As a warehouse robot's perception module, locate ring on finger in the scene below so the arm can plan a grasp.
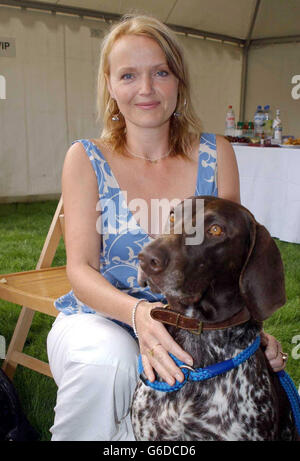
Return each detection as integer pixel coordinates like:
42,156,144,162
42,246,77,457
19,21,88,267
280,351,288,362
148,343,161,357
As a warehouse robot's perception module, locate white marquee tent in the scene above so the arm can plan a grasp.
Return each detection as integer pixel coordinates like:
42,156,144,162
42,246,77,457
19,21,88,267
0,0,299,202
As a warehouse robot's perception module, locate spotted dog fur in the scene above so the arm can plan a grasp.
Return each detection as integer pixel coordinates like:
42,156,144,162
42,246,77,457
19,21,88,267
132,323,294,441
131,196,296,441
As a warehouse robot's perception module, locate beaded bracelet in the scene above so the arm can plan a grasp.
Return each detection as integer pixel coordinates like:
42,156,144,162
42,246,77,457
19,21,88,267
132,298,147,339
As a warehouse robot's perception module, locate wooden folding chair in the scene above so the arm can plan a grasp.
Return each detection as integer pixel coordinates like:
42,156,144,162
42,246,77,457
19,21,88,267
0,196,71,379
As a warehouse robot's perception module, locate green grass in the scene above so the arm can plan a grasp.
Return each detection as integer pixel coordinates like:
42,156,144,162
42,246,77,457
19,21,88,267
0,200,299,440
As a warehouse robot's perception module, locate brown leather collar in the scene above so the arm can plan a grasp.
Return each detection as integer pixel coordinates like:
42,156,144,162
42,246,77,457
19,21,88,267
150,305,251,335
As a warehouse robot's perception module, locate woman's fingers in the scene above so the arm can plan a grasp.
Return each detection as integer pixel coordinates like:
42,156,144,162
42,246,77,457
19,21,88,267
141,349,184,386
261,332,287,372
141,354,156,382
152,321,194,366
141,330,193,385
147,344,185,385
168,337,194,367
136,301,194,384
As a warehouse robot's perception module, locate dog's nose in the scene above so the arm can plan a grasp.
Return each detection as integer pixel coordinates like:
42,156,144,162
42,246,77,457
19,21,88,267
138,247,169,274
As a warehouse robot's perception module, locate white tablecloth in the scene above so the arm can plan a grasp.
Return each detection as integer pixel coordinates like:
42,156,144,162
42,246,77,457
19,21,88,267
233,145,300,244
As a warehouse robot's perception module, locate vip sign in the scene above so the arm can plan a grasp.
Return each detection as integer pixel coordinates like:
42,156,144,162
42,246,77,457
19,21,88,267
291,75,300,100
0,38,16,57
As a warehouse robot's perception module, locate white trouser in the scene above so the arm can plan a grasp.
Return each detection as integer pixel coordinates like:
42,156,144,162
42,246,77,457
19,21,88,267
47,312,139,441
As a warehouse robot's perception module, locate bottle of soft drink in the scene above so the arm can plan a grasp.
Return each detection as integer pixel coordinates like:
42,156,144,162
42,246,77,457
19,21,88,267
247,121,254,138
253,105,265,137
263,105,273,142
235,121,244,138
272,109,282,144
225,105,235,136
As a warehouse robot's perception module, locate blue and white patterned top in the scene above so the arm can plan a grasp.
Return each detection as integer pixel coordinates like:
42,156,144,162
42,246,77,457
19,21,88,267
54,133,218,322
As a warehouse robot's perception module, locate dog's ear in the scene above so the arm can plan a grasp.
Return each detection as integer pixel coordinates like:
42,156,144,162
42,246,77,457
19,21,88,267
239,217,286,321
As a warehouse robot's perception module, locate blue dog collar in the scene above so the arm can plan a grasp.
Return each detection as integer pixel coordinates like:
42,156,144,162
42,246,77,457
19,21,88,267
138,335,261,392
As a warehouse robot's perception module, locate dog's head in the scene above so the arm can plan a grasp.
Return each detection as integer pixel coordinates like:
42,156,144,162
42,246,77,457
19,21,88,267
138,196,285,322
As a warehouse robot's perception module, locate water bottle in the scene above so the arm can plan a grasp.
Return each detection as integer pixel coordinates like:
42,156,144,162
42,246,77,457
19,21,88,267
253,105,265,137
225,105,235,136
272,109,282,144
235,121,244,138
263,105,273,142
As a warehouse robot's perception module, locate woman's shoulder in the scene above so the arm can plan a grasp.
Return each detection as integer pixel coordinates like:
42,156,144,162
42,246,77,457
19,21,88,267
199,133,234,152
199,132,216,144
62,140,99,199
63,139,96,173
69,138,98,153
64,139,88,160
198,133,217,153
215,134,237,158
65,138,108,163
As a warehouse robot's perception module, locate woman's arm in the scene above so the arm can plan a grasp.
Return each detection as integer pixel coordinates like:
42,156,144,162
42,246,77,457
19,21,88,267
62,141,145,325
216,134,240,203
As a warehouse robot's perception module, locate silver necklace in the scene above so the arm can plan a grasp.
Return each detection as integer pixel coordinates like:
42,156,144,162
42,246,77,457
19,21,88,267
125,144,172,164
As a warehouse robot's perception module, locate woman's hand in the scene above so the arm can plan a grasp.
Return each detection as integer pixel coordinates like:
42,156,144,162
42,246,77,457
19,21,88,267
135,301,194,385
261,331,287,372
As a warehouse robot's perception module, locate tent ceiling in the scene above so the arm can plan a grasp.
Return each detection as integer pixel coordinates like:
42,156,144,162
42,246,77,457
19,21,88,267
1,0,300,43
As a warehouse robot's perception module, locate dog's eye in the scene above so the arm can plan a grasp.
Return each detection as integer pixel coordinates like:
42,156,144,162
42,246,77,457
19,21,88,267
169,211,175,223
208,224,223,236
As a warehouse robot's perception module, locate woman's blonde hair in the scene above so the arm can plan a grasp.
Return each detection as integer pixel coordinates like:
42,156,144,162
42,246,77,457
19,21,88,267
97,14,202,157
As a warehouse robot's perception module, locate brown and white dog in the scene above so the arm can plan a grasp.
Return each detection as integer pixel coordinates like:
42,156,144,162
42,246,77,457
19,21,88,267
131,196,296,441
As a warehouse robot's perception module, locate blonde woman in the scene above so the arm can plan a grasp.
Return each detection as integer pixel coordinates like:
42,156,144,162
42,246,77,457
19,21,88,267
47,14,286,441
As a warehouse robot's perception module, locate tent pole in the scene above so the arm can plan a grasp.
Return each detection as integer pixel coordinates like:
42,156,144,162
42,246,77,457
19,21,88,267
239,0,261,122
240,48,248,123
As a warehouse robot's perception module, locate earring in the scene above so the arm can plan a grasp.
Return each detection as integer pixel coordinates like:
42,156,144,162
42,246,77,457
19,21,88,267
112,111,120,121
173,98,186,117
110,97,121,121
